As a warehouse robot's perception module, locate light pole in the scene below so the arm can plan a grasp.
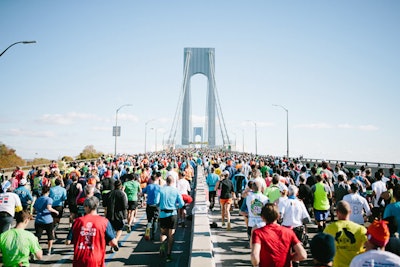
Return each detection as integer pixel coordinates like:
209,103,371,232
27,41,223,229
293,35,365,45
273,104,289,159
0,41,36,57
114,104,132,156
145,119,156,153
242,129,245,153
150,128,159,152
162,132,168,150
246,120,258,155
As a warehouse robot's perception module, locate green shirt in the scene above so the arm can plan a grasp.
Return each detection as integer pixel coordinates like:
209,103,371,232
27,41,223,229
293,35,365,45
264,185,280,203
0,228,42,267
123,180,141,201
313,182,330,210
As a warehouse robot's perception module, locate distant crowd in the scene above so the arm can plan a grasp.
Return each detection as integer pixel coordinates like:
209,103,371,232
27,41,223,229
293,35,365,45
0,149,399,266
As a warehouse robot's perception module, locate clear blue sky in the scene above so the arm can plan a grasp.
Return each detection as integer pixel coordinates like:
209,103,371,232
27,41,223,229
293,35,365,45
1,1,399,164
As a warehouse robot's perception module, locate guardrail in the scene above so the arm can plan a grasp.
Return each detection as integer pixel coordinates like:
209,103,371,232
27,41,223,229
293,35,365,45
301,158,399,170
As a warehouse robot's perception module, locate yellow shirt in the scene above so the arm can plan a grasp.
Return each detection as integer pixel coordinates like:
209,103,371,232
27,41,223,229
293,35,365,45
324,220,367,267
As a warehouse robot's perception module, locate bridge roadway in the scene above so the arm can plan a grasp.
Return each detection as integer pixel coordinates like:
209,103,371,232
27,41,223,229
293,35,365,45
6,167,319,267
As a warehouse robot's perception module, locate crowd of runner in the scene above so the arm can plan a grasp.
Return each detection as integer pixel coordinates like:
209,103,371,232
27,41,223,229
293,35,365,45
0,149,400,266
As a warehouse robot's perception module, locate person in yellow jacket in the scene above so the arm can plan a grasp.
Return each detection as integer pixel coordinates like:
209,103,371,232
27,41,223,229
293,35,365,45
324,200,367,267
311,174,332,232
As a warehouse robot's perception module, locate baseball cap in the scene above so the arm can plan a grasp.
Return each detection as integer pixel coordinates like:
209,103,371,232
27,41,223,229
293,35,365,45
19,178,27,185
367,220,390,247
279,184,288,193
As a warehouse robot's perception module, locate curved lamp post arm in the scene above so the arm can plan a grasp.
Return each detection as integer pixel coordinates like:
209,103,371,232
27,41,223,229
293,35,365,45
272,104,289,159
0,41,36,57
144,119,156,154
114,104,132,156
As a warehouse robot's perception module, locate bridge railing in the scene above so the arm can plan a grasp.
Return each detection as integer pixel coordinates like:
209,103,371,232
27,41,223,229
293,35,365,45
301,158,399,170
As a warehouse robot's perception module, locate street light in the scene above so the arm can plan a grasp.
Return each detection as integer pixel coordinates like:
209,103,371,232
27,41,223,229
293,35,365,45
246,120,258,155
0,41,36,57
144,119,156,153
273,104,289,159
114,104,132,156
150,128,159,152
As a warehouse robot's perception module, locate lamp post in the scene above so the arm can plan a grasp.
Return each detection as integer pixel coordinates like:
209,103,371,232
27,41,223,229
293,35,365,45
145,119,156,153
0,41,36,57
151,128,159,152
242,129,245,153
273,104,289,159
246,120,258,155
114,104,132,156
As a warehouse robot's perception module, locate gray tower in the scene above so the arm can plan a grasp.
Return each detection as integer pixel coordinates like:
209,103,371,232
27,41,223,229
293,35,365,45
182,48,216,147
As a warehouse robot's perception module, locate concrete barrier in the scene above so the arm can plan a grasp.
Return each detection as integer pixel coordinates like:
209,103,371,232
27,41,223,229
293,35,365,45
190,167,215,267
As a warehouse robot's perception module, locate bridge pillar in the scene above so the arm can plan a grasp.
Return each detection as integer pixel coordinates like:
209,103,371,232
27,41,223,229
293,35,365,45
182,48,216,147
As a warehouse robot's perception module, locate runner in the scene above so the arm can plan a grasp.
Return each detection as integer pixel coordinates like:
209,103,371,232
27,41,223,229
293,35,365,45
33,185,59,255
106,180,128,251
123,173,141,232
155,175,185,262
66,196,118,266
0,210,42,266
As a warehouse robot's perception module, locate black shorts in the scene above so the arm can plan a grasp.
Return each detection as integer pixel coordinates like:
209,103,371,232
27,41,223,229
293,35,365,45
159,215,178,230
34,222,54,241
51,206,64,219
110,219,124,231
127,201,138,211
69,204,78,214
146,205,159,222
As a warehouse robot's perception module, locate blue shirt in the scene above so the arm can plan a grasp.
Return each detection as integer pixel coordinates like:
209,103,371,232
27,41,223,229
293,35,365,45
49,185,67,207
155,185,184,218
34,196,53,224
383,201,400,234
142,183,160,206
206,173,219,192
14,186,33,207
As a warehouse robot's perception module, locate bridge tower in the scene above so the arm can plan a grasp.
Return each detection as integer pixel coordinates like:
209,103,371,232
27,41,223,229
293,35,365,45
167,48,230,149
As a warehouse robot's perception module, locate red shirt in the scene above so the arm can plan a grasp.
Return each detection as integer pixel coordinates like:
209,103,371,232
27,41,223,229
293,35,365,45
69,214,115,267
252,223,300,267
12,170,24,182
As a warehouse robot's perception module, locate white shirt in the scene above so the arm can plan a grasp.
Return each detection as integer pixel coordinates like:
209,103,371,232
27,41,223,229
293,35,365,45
372,180,387,207
0,192,22,217
350,249,400,267
177,178,191,195
280,197,310,228
343,193,372,225
245,191,269,227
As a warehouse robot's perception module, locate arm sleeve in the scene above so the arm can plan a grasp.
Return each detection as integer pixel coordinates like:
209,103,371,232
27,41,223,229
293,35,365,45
66,224,74,242
240,198,248,212
105,221,116,242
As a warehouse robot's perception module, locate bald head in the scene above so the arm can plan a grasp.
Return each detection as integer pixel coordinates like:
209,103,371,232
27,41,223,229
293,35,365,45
252,180,263,192
336,200,351,220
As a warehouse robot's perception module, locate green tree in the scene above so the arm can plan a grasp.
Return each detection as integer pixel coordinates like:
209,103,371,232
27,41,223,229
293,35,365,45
0,143,26,169
61,156,74,162
76,145,102,160
26,158,51,166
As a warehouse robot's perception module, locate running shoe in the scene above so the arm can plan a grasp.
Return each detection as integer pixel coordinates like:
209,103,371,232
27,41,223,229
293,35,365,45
159,241,167,257
166,254,173,262
47,248,53,256
227,222,231,231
